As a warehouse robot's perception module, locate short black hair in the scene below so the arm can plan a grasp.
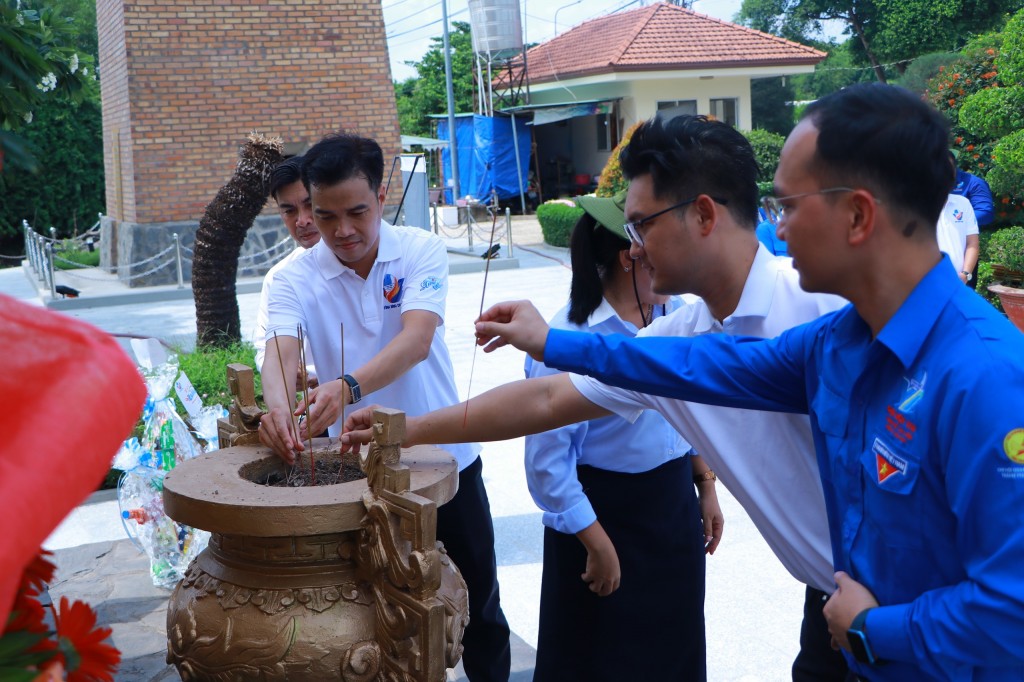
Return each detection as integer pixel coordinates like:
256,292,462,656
619,115,759,229
802,83,952,235
269,156,303,201
301,132,385,193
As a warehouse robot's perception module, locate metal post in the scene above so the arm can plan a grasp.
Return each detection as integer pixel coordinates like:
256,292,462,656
173,233,184,289
510,113,527,215
49,226,57,241
432,203,439,234
35,235,45,282
441,0,460,203
467,209,474,248
46,242,56,299
505,207,514,257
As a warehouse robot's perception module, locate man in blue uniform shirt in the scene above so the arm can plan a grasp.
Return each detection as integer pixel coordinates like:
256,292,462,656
468,84,1024,680
951,151,995,226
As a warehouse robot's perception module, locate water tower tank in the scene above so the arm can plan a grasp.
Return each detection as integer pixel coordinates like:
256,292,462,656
468,0,523,60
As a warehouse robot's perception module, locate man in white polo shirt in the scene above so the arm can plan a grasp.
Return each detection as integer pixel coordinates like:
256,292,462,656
345,116,849,680
259,132,511,682
252,155,319,382
936,192,979,285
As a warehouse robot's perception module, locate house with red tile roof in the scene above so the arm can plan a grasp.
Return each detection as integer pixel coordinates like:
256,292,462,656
499,2,826,197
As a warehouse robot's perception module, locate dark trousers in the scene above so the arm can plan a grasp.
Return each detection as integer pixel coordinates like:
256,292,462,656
793,586,850,682
436,456,511,682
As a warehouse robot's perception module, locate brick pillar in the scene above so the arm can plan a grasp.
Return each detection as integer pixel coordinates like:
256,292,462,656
96,0,402,286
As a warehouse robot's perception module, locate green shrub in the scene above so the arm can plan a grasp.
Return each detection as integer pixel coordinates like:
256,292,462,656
536,201,583,247
173,341,264,415
54,242,99,269
987,225,1024,275
742,128,786,183
959,87,1024,139
894,51,961,94
976,261,1003,312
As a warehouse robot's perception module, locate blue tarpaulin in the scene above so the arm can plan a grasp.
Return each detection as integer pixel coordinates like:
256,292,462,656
437,115,531,204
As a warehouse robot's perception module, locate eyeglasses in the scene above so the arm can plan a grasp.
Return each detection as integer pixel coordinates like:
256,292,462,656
760,187,858,226
623,195,729,246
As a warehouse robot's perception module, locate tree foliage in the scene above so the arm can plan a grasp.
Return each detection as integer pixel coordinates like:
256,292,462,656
958,9,1024,200
0,1,97,134
0,94,104,239
394,21,478,137
738,0,1023,82
925,26,1023,222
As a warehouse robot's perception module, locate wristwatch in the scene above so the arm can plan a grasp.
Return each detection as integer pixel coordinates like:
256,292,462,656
693,470,717,485
847,608,880,665
961,270,973,282
340,374,362,404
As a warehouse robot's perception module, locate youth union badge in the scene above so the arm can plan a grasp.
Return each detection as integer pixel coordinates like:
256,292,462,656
1004,428,1024,465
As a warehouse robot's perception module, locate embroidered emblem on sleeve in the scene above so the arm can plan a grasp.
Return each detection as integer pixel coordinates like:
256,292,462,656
1004,429,1024,465
420,276,442,291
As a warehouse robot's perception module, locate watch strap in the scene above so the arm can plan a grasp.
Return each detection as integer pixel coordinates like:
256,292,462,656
341,374,362,404
847,607,878,665
693,470,717,485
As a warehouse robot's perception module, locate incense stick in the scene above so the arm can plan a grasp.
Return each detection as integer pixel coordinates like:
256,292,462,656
340,322,346,438
463,210,501,427
297,325,315,485
271,331,301,465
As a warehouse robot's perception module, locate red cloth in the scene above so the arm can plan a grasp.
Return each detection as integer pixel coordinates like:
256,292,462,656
0,295,146,624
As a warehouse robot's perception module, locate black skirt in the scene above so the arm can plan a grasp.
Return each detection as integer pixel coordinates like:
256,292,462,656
533,456,707,681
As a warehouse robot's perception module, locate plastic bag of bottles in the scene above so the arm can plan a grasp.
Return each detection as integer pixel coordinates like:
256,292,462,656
114,350,209,589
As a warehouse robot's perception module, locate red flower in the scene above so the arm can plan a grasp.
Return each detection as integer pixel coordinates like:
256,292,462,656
978,162,985,167
949,98,956,106
987,48,995,56
967,144,975,151
6,593,51,639
939,65,946,72
54,598,120,682
955,136,963,144
1003,196,1011,204
19,551,56,597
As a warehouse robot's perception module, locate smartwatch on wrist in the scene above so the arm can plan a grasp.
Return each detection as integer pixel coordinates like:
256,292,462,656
340,374,362,404
847,608,880,665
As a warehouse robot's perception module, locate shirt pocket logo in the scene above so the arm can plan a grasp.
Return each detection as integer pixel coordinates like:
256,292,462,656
865,437,919,495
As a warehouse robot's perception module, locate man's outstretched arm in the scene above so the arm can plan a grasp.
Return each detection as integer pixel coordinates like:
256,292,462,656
342,373,610,450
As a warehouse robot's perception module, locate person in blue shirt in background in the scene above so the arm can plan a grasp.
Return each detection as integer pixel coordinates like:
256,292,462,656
524,190,722,681
468,83,1024,681
951,150,995,226
756,206,789,256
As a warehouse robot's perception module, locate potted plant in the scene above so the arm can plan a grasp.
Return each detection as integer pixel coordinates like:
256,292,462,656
984,225,1024,332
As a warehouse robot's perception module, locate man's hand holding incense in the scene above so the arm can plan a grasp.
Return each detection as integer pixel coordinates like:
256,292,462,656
295,379,350,440
259,406,304,465
475,300,550,361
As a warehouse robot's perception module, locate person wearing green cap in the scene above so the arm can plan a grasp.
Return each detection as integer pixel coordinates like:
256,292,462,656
522,189,722,680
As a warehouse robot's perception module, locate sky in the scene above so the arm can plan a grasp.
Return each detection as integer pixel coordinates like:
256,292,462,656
384,0,749,82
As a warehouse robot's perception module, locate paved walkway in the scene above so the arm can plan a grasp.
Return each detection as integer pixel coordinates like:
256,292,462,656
2,216,805,681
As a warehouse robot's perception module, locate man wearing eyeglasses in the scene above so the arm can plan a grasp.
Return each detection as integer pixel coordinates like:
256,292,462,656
344,114,851,680
438,84,1024,680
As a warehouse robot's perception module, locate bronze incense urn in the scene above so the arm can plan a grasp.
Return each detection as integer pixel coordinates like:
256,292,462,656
163,401,468,681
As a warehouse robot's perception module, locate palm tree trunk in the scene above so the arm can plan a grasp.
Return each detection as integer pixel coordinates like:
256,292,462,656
192,132,283,348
